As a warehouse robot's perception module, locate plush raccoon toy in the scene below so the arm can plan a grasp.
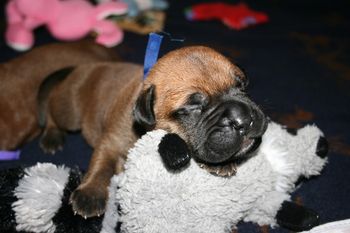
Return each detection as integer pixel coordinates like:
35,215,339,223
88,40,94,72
0,121,328,233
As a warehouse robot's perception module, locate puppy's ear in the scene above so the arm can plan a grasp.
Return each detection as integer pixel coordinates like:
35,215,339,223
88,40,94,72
158,133,191,171
235,74,249,91
234,65,249,90
133,85,156,129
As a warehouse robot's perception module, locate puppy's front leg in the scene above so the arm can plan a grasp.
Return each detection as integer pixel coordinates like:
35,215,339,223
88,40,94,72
70,139,125,218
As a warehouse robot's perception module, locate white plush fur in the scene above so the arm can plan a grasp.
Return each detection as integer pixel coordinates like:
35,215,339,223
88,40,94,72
13,163,70,233
115,122,327,233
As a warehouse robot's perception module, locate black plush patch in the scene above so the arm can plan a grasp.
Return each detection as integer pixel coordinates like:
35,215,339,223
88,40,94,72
276,201,320,232
158,133,190,170
286,127,298,136
316,137,328,158
53,168,103,233
0,167,25,232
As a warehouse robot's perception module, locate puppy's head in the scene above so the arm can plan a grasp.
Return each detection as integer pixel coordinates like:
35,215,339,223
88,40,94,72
134,46,267,167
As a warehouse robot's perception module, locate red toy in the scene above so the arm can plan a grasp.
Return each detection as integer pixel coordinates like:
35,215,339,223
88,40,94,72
185,2,269,30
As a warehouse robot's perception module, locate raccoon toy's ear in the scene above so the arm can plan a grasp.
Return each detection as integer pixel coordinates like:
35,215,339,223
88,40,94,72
276,201,320,232
158,133,191,171
133,85,156,130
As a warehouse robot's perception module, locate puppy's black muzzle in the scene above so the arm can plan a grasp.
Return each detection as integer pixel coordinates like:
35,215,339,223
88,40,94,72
202,100,267,164
217,101,261,137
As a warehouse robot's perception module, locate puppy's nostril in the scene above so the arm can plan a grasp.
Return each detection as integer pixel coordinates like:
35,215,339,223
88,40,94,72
232,119,243,130
217,118,250,135
232,119,251,136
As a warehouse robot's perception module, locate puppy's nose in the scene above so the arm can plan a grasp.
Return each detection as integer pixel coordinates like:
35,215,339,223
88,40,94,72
218,102,252,136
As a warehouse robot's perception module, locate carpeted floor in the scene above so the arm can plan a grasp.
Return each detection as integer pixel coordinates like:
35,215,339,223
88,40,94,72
1,0,350,232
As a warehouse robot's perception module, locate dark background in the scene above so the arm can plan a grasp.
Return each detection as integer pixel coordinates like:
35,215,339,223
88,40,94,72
1,1,350,232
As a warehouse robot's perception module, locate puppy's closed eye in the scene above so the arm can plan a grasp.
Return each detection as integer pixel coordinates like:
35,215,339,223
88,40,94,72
172,93,208,117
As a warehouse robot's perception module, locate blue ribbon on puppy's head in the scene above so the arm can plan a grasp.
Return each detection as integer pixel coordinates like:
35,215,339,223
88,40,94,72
143,33,164,79
143,32,185,80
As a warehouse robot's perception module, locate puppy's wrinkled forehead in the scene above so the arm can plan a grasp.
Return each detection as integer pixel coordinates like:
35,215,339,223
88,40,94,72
145,46,245,114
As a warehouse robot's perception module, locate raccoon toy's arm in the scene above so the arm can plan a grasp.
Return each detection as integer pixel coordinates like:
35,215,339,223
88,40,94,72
158,133,191,170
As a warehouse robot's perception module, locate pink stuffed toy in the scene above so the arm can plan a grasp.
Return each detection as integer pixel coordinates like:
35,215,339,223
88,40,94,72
5,0,128,51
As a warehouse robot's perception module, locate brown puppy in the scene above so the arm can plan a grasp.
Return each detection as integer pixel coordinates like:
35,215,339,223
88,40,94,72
0,40,117,150
40,46,267,218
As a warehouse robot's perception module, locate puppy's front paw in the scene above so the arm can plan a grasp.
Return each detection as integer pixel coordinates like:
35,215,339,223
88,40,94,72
39,128,65,154
69,184,107,218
